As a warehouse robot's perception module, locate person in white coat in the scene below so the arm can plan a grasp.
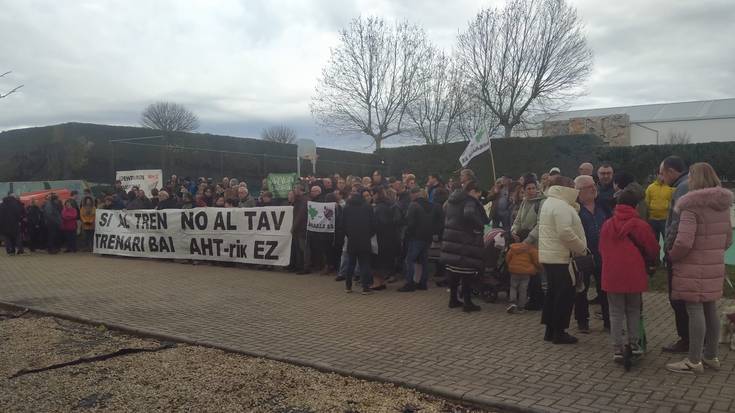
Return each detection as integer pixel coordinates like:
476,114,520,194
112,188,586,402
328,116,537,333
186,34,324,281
538,176,588,344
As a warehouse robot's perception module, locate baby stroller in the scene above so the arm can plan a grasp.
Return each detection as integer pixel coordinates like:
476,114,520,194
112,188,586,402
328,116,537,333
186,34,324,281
469,228,511,303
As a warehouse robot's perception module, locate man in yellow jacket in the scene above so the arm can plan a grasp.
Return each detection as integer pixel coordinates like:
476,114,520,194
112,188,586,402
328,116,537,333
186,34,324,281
645,173,674,243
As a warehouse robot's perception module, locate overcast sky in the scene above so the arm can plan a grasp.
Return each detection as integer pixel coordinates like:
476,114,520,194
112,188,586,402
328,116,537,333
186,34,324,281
1,0,734,151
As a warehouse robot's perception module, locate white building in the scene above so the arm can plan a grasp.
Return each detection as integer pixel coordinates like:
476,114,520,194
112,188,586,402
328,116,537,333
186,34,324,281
518,98,735,146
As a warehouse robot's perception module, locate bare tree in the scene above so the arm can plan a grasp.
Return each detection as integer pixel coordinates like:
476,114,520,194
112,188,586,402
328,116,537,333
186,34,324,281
261,125,297,144
456,96,498,142
0,71,23,99
140,102,199,132
456,0,593,138
407,50,468,145
311,17,432,150
667,130,691,145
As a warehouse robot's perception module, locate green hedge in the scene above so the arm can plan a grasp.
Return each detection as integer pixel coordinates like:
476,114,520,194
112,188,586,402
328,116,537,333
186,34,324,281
1,123,734,188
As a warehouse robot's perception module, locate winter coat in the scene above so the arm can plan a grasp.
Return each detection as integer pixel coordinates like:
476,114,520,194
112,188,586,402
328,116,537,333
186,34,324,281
506,243,541,276
80,207,96,230
239,196,256,208
597,182,615,210
510,195,545,244
342,195,374,254
440,190,490,269
599,205,660,293
578,199,612,260
669,187,733,303
645,181,674,221
61,207,78,232
405,197,438,243
27,205,44,230
43,200,62,228
373,199,403,270
665,172,689,251
127,197,152,210
538,185,587,264
0,196,24,235
291,194,308,235
156,198,179,210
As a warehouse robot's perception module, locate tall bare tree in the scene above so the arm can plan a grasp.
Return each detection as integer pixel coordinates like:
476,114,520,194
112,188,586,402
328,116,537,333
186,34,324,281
311,17,432,150
667,130,691,145
140,102,199,132
407,50,468,145
0,71,23,99
261,125,297,144
456,97,498,142
457,0,593,138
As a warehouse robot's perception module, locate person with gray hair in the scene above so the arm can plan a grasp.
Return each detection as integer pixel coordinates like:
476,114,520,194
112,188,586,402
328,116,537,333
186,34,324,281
578,162,594,177
574,174,612,333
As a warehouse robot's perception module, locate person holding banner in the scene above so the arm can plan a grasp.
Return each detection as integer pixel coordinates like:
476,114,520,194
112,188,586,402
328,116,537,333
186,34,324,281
342,188,375,294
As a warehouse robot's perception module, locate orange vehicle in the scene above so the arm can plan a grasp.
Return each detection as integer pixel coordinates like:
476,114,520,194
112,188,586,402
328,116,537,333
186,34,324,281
18,188,73,207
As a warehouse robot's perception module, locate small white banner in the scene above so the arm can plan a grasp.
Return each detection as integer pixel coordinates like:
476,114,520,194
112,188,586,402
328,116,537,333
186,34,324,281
115,169,163,197
459,130,492,167
93,207,293,266
307,201,336,233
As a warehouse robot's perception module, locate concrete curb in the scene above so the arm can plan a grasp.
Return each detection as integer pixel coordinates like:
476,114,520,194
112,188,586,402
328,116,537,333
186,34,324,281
0,300,548,413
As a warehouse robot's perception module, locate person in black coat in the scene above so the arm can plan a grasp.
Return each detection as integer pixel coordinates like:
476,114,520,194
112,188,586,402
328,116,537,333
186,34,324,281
342,189,375,294
371,187,403,290
0,193,25,255
440,181,490,312
26,199,44,252
398,188,441,292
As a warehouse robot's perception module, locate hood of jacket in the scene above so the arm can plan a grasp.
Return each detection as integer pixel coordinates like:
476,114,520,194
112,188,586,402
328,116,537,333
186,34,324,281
607,204,641,238
546,185,580,209
675,187,733,213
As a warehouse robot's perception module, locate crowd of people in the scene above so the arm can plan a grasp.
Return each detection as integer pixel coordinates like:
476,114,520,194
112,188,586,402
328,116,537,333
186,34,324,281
0,156,732,374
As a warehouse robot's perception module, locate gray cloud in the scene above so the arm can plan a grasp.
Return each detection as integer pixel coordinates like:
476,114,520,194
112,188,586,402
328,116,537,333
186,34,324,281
1,0,733,151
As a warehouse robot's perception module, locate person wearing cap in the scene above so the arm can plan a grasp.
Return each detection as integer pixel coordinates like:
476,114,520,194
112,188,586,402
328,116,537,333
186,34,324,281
549,167,561,177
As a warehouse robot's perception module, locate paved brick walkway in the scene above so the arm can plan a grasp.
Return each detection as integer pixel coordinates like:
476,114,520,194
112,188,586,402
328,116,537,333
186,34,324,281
1,253,733,412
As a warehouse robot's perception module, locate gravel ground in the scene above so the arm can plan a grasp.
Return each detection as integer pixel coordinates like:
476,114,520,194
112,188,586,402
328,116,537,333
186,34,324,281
0,313,493,413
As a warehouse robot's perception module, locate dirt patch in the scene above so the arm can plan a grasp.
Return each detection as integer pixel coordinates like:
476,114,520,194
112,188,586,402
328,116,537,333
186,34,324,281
0,315,492,412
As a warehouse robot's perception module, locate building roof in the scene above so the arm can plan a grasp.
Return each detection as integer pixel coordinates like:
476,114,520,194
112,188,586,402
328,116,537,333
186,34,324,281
544,97,735,124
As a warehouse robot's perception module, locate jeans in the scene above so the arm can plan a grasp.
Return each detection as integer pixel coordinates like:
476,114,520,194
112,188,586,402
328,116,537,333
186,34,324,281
345,251,371,290
509,274,531,308
3,229,23,254
294,233,311,271
63,230,77,252
686,301,720,363
541,264,576,335
404,239,429,287
575,264,609,327
648,220,666,244
84,229,95,250
667,265,689,341
607,293,642,351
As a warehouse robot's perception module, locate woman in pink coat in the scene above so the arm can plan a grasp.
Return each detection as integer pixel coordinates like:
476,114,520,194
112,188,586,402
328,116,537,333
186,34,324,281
60,199,79,253
666,163,733,374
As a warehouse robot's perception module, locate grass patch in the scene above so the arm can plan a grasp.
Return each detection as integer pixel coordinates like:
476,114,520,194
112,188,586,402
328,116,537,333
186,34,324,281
649,265,735,299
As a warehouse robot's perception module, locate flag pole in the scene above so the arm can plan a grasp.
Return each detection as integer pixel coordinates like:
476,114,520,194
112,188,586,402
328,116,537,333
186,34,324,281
489,144,497,184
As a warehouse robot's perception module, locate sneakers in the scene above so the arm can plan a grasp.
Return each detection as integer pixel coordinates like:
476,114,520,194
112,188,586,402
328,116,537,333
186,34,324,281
506,304,518,314
702,357,721,371
361,288,372,295
613,352,624,363
662,339,689,353
345,288,353,294
666,358,704,374
552,331,578,345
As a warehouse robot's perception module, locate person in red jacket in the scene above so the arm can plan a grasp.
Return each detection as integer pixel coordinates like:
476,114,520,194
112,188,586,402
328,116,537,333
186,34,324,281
599,184,659,362
61,199,79,253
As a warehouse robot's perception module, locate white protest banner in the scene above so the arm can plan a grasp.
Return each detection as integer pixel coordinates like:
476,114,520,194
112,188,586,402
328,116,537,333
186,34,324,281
116,169,163,197
307,201,336,233
459,129,492,167
93,207,293,266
